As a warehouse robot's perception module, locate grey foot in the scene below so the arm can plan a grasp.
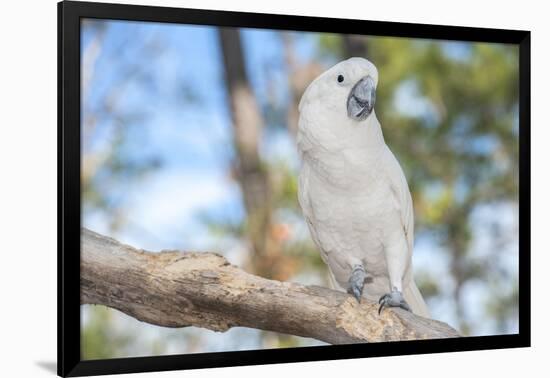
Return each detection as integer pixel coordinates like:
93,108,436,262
378,289,411,314
347,265,367,302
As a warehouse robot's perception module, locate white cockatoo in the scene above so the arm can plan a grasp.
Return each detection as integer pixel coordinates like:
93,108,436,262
297,57,430,317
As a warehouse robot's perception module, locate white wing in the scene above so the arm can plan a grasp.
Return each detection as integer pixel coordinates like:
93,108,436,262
382,145,414,255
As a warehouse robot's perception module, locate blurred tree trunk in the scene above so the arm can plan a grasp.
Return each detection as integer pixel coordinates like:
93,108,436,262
218,27,277,278
342,34,369,58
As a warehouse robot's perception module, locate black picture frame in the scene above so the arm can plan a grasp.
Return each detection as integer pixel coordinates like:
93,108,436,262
58,1,531,376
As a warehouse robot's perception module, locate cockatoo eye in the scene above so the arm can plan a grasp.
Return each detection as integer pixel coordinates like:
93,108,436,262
337,74,344,83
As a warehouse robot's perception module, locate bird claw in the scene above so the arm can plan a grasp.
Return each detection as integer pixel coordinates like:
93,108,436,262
378,290,411,315
347,265,367,303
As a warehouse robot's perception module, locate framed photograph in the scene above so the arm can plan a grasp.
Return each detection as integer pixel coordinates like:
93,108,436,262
58,0,530,376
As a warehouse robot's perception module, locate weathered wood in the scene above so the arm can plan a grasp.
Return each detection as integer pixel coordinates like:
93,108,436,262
81,228,460,344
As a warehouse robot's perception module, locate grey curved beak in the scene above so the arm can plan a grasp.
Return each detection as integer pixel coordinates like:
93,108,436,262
347,76,376,121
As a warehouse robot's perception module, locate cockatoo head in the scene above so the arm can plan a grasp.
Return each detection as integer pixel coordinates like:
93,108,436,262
299,57,378,123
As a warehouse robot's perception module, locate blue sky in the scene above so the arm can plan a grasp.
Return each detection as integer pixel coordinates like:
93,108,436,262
81,20,324,252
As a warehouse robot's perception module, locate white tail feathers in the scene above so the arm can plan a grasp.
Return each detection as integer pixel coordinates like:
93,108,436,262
327,270,340,290
403,281,430,318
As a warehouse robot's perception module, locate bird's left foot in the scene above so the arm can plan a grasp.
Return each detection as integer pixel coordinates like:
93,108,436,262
378,288,411,315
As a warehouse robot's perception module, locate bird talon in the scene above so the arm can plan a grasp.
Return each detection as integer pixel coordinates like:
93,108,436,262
347,265,367,303
377,290,411,315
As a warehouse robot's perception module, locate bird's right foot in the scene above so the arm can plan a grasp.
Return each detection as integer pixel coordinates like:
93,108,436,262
347,265,367,302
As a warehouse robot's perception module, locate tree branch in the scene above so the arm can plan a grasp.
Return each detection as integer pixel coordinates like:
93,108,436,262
80,228,460,344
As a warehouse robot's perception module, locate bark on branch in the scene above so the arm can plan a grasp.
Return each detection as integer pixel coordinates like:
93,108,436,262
80,228,460,344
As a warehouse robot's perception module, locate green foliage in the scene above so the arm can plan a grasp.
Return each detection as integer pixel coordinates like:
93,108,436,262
81,306,137,360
